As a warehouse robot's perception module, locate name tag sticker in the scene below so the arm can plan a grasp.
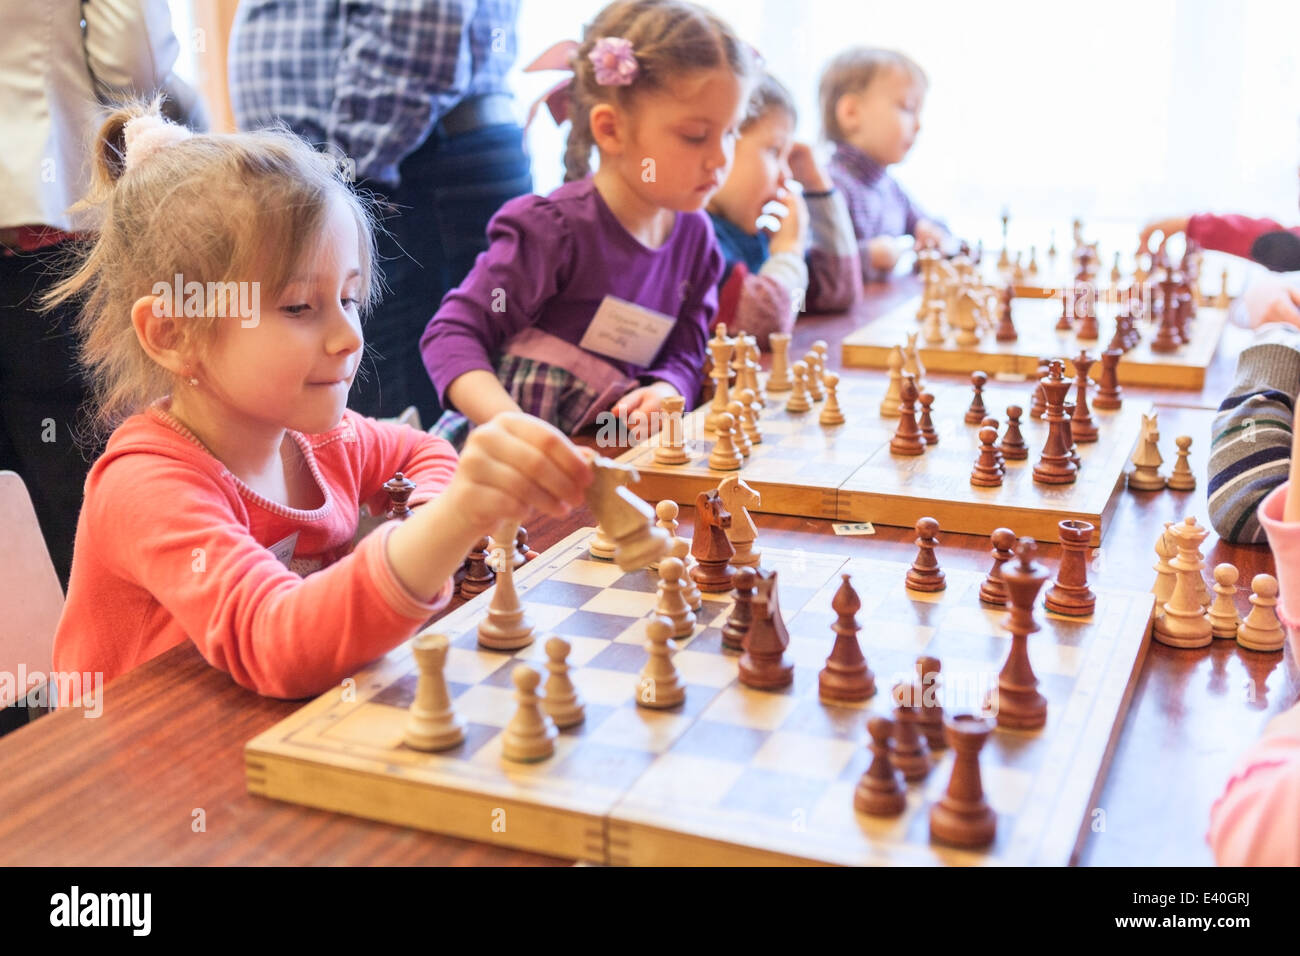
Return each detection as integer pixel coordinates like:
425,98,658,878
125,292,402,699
577,296,676,366
832,522,876,536
268,532,299,566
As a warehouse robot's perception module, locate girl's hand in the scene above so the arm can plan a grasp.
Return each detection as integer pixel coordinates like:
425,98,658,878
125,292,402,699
447,412,592,525
867,236,900,273
767,188,809,256
1139,216,1191,255
1253,287,1300,330
787,143,829,193
611,382,679,442
913,219,946,251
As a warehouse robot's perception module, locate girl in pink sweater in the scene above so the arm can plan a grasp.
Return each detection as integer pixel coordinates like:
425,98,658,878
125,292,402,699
1207,413,1300,865
44,102,591,700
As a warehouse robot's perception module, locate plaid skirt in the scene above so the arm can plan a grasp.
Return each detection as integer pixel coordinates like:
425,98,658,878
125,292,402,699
431,355,612,450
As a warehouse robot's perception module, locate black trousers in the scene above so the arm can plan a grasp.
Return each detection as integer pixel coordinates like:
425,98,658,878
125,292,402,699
347,122,533,423
0,243,100,587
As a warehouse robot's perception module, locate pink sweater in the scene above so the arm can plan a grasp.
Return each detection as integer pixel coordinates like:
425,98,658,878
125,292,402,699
1206,481,1300,865
53,403,458,700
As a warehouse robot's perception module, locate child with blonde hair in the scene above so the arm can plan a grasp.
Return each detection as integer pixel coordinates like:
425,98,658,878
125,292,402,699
820,47,946,282
422,0,754,444
46,101,591,699
705,72,860,348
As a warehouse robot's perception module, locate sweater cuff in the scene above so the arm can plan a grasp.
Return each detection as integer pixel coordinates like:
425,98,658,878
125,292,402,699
1234,339,1300,396
365,522,454,621
758,250,809,293
806,190,858,258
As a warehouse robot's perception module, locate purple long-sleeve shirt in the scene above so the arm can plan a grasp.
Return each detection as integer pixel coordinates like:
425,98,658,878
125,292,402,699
827,142,933,282
421,177,724,411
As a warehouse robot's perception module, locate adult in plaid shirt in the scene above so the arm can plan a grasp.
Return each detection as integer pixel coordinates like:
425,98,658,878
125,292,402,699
230,0,532,425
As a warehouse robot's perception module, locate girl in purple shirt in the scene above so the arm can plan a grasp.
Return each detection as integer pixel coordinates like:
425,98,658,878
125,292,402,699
422,0,754,444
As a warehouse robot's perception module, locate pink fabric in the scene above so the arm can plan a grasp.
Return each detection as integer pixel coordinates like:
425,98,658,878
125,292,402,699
503,325,638,429
1257,482,1300,633
806,246,862,314
53,405,458,700
1187,213,1297,261
1208,732,1300,866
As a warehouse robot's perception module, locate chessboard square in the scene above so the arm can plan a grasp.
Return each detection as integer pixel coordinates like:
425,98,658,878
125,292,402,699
679,627,729,655
672,649,738,687
557,702,617,737
609,570,662,594
935,604,1011,638
551,558,626,587
424,720,498,760
516,602,578,633
443,647,514,684
585,641,648,674
857,620,937,652
580,587,660,618
668,719,770,762
718,767,831,820
550,740,659,790
588,704,694,754
518,579,604,608
469,726,581,771
777,587,822,617
370,671,418,709
1040,615,1090,646
779,697,872,740
703,606,732,629
702,685,802,730
750,731,859,781
785,633,833,669
556,609,643,640
452,684,519,727
1026,642,1083,679
621,752,748,806
571,667,641,706
612,618,652,645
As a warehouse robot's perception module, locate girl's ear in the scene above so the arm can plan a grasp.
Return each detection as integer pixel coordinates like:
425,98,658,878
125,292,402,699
834,92,859,138
131,294,190,378
589,103,625,158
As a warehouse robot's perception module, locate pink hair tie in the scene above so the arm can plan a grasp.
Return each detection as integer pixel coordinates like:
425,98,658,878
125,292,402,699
122,114,193,171
589,36,638,86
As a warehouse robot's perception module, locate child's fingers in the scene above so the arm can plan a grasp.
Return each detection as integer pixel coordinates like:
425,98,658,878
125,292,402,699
496,413,593,493
471,454,569,517
474,425,587,507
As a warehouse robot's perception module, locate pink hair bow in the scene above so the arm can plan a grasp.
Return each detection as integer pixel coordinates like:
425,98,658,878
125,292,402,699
524,39,581,129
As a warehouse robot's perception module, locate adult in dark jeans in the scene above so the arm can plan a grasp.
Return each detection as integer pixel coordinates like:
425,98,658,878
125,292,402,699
229,0,533,425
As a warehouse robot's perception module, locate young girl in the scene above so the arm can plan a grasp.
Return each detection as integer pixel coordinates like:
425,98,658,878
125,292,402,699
705,72,860,349
421,0,753,445
46,102,591,700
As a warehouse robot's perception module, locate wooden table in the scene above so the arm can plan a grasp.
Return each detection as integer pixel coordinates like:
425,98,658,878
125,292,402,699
1,280,1292,866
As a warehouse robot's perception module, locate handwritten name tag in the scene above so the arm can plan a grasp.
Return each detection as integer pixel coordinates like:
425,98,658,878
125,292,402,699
577,296,676,367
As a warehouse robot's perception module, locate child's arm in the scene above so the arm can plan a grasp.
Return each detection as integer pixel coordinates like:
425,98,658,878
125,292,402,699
84,417,588,700
711,189,806,348
1143,213,1300,271
421,196,574,425
803,189,862,313
1208,702,1300,866
1207,325,1300,543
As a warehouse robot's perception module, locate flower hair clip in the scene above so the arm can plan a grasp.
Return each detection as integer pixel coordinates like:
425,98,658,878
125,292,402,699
588,36,638,86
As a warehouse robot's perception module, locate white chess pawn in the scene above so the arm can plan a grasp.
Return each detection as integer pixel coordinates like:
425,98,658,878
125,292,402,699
879,347,904,418
656,557,697,638
785,361,812,413
542,637,585,729
707,411,744,471
804,351,826,402
637,615,685,709
671,536,703,611
404,632,465,752
1237,574,1285,652
820,372,846,426
501,665,557,762
1209,563,1242,639
649,500,679,571
727,400,753,458
737,387,763,445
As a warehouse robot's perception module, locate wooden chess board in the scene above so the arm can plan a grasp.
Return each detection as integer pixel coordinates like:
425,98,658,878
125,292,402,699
840,295,1230,389
613,375,1149,544
244,528,1155,866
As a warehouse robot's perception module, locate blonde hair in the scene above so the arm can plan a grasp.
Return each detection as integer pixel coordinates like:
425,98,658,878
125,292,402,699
819,47,928,142
563,0,754,182
42,98,380,439
743,72,797,132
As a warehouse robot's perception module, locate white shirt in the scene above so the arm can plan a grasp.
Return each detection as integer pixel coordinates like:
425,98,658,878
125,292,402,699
0,0,194,231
